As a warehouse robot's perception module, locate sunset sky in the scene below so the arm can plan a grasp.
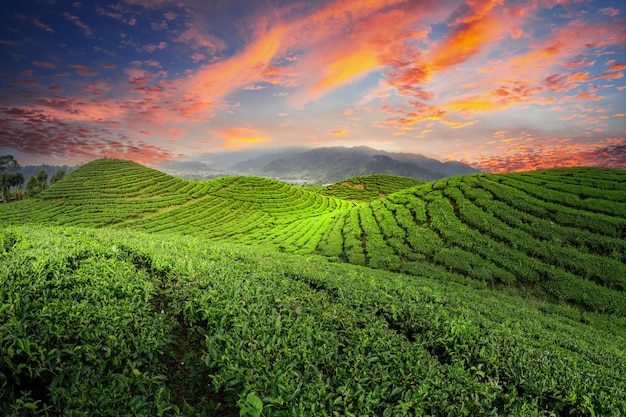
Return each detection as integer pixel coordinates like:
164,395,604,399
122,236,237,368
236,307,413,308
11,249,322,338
1,0,625,172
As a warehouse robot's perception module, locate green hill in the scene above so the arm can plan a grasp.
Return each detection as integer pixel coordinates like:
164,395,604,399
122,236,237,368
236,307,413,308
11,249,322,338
1,159,624,314
1,159,625,416
316,168,626,316
0,159,355,253
313,174,423,201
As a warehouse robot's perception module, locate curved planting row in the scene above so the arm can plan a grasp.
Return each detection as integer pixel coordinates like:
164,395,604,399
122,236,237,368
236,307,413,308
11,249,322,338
315,174,423,201
0,160,356,253
1,160,194,227
120,176,355,252
316,168,626,315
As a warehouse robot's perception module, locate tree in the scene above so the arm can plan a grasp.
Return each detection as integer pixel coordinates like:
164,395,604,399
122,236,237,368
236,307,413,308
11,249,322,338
12,172,24,200
26,175,40,196
0,155,22,203
50,170,65,185
0,155,19,173
36,170,48,191
26,170,49,197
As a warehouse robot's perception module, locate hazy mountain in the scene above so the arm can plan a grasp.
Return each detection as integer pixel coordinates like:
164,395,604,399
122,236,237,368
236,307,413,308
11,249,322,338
232,146,479,183
199,147,308,170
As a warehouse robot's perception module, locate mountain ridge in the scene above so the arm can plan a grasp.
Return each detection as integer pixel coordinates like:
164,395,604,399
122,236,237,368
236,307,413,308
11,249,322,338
231,145,479,183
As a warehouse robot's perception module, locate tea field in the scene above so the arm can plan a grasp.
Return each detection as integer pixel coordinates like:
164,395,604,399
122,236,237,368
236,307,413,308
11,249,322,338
1,226,625,416
1,159,625,416
314,175,423,202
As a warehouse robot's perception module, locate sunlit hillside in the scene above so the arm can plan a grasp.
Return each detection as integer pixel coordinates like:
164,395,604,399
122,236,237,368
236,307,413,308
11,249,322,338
0,159,355,253
1,158,625,415
316,168,626,316
313,174,423,202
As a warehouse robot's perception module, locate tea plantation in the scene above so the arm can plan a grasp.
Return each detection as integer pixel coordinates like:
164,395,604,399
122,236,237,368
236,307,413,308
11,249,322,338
1,159,625,416
314,175,423,202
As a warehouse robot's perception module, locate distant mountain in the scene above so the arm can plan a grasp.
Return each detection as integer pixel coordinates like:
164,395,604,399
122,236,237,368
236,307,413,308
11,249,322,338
232,146,479,183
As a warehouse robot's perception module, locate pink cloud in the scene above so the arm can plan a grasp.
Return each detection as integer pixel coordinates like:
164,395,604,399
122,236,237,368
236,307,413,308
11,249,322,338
563,58,595,69
174,24,226,54
70,64,97,76
144,41,167,52
33,61,57,70
467,139,626,172
598,7,620,17
191,52,206,62
0,106,180,165
62,12,92,36
33,18,55,33
608,63,626,72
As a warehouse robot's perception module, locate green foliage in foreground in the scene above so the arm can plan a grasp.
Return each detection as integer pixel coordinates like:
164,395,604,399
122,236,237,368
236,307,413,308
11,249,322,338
1,226,625,416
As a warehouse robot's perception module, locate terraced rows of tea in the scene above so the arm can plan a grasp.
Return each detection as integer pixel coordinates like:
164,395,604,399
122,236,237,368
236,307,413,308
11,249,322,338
1,160,625,315
1,159,626,416
2,226,625,416
316,168,626,315
0,159,355,253
315,174,423,201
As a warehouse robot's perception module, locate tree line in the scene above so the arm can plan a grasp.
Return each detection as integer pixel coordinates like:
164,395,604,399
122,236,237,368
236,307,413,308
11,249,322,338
0,155,65,203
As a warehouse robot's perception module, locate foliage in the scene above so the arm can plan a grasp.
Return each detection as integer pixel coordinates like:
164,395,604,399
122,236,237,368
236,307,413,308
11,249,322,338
0,156,23,203
0,160,624,315
316,168,626,316
314,174,422,202
1,225,624,416
0,160,625,414
0,155,20,173
50,170,65,185
25,170,49,197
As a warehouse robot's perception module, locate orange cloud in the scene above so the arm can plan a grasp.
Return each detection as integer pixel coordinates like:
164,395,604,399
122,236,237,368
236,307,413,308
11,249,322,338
608,63,626,72
428,0,508,71
442,119,478,129
294,5,425,102
182,25,286,115
215,127,271,150
461,137,626,173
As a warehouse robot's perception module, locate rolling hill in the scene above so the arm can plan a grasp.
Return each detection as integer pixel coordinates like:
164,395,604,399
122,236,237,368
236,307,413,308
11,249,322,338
313,174,424,202
1,158,625,416
1,158,624,314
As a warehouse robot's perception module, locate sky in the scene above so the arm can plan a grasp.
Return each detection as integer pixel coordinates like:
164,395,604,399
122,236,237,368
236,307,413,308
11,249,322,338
0,0,625,172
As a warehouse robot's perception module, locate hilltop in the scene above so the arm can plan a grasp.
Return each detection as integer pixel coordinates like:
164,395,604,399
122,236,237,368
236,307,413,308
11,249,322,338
314,174,423,202
1,158,625,415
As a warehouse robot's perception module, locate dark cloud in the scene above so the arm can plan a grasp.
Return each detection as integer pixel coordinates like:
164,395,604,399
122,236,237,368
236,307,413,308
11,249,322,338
0,106,180,164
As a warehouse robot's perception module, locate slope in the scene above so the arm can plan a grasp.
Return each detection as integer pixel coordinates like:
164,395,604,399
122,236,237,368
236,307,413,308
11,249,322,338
0,159,355,253
316,167,626,316
1,159,624,316
313,174,423,202
1,225,624,416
